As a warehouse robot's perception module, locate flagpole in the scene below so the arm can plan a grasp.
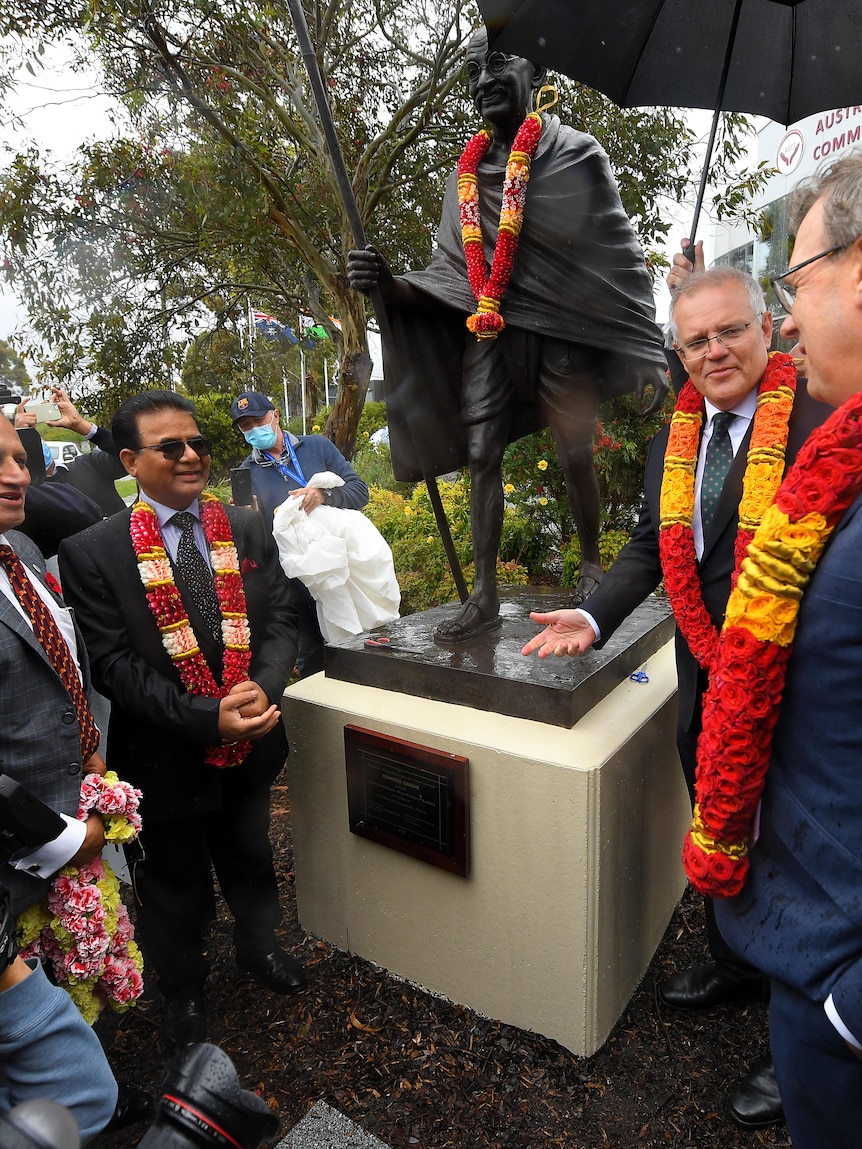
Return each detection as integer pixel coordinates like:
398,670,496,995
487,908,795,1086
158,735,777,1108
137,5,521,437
284,0,468,603
247,301,255,384
300,344,307,435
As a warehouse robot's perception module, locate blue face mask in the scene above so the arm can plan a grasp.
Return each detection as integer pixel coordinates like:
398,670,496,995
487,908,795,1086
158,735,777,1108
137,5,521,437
243,418,277,451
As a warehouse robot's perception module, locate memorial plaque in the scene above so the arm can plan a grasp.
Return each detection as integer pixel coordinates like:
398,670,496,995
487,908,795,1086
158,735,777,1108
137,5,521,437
344,725,470,877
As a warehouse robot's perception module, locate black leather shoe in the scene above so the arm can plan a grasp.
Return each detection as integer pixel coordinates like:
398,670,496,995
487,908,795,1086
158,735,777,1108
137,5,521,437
161,994,208,1053
238,947,306,995
106,1085,155,1132
658,963,767,1010
728,1056,784,1129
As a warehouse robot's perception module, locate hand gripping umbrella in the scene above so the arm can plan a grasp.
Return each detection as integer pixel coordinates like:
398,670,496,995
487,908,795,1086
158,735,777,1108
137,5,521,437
284,0,469,602
478,0,862,257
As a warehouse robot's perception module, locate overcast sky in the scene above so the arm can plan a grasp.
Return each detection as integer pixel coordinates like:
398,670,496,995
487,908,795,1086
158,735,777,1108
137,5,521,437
0,48,119,341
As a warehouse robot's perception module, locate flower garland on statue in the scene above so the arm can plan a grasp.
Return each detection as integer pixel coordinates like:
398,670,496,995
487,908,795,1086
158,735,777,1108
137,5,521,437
17,771,145,1026
130,492,252,769
683,389,862,898
457,105,544,339
658,351,797,673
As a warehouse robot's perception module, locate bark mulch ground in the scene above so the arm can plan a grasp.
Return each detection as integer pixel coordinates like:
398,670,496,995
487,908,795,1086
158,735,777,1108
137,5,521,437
97,778,789,1149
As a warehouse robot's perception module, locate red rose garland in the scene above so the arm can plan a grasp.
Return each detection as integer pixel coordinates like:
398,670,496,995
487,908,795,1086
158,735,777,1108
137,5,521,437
130,493,252,768
658,352,797,673
684,389,862,897
457,111,543,339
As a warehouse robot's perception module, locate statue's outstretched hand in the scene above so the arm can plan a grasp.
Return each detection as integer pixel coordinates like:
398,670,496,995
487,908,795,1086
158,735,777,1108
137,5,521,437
521,610,597,659
347,246,393,296
636,365,670,417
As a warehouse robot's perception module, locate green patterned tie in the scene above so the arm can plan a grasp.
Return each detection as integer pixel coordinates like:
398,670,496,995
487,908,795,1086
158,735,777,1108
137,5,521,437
700,411,736,531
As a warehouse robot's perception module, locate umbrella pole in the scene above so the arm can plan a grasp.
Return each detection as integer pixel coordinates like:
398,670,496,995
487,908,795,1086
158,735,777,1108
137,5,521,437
685,107,721,264
284,0,469,604
684,0,745,264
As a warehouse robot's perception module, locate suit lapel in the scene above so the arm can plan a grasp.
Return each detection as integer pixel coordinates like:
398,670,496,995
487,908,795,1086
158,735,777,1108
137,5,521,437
0,589,51,665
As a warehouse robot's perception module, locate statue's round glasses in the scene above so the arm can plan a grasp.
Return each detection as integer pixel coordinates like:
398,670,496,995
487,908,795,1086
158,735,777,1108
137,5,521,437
770,245,850,312
136,436,212,461
676,318,760,362
466,52,517,82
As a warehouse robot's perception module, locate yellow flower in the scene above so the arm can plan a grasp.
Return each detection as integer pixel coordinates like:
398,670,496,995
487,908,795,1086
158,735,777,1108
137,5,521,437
363,431,370,439
312,424,321,433
539,497,548,506
537,459,548,471
426,536,434,543
504,483,514,494
404,506,412,516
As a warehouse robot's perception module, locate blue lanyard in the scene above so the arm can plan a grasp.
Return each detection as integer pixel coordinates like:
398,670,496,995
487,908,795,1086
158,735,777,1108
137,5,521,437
264,438,306,487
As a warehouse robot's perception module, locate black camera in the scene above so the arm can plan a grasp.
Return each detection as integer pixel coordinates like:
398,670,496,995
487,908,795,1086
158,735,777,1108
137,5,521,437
0,1045,280,1149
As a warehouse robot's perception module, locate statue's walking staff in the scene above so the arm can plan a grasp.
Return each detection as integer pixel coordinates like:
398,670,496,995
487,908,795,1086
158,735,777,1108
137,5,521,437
284,0,469,604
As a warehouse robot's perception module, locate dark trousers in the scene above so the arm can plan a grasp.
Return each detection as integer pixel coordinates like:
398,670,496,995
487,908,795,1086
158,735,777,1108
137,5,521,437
770,978,862,1149
130,770,282,999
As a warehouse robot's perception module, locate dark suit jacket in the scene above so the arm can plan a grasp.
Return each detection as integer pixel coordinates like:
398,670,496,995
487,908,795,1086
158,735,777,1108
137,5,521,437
58,503,299,825
716,490,862,1034
584,380,831,745
0,530,95,913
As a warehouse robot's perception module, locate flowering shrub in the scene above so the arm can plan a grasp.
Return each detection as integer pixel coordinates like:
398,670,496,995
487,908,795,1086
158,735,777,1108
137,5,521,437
364,480,527,616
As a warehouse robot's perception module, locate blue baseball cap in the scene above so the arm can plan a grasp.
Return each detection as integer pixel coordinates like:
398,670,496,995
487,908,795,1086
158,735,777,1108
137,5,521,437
230,391,275,422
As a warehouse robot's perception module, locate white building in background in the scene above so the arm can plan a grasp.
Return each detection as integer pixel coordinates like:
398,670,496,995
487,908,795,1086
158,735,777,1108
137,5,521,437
711,105,862,342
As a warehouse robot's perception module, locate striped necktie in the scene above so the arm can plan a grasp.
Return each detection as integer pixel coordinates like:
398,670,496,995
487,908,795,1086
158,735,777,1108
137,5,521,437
0,544,99,763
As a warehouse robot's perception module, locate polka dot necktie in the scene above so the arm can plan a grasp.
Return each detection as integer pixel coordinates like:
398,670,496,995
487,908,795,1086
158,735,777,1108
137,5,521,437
0,543,99,763
700,411,736,531
169,512,222,642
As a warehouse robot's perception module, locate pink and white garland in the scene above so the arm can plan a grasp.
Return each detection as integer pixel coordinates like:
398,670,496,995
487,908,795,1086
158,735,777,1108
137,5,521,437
17,771,145,1025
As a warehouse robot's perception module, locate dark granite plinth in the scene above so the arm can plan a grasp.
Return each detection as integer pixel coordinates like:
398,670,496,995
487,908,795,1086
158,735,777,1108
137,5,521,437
324,587,673,729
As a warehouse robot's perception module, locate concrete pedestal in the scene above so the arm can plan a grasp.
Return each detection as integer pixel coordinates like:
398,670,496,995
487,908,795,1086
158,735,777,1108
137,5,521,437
282,632,689,1057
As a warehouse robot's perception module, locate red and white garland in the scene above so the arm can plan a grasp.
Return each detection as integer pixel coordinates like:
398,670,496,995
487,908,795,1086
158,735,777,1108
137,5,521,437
457,111,543,339
130,493,252,769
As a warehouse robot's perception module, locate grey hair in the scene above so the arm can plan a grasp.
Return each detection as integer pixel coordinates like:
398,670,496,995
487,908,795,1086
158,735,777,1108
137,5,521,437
668,266,766,342
789,148,862,246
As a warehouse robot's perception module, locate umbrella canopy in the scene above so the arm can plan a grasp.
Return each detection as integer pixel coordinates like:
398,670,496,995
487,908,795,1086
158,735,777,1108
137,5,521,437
478,0,862,247
478,0,862,125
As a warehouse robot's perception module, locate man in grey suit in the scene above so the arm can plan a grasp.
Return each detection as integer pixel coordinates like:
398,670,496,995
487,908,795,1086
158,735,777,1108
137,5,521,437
0,414,106,912
0,412,119,1140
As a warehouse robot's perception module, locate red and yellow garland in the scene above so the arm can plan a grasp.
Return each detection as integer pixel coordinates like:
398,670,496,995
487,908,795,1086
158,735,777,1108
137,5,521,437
658,352,797,672
684,389,862,897
130,493,252,769
457,111,543,339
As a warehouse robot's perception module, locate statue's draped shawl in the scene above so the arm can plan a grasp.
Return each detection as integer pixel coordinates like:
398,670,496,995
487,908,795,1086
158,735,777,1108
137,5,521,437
381,115,665,482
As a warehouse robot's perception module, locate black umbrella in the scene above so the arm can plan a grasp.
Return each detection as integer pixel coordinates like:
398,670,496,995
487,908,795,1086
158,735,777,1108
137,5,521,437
478,0,862,248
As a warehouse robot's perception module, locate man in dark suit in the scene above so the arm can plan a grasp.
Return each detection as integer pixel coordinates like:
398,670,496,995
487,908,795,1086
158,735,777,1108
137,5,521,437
712,151,862,1149
59,390,304,1054
522,265,831,1127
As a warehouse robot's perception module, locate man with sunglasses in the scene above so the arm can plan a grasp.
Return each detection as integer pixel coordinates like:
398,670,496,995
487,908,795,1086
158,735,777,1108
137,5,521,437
57,391,304,1054
348,26,666,641
523,264,831,1127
